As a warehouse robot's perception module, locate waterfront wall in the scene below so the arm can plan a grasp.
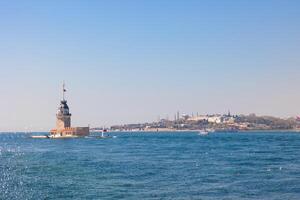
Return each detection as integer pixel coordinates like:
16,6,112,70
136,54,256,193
74,127,89,136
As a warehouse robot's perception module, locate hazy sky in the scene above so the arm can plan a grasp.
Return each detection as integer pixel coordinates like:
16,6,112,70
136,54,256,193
0,0,300,131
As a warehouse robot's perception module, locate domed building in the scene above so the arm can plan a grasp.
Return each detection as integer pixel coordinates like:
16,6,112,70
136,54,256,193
50,83,89,138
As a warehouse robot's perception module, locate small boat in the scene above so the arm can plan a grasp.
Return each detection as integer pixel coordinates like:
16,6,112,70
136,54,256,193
30,135,49,139
198,130,209,136
94,135,112,139
93,130,113,139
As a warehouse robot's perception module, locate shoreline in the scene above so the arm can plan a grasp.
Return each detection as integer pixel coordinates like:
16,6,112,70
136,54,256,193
107,129,300,133
1,129,300,134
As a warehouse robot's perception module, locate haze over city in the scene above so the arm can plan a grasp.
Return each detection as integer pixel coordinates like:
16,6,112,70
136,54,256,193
0,0,300,131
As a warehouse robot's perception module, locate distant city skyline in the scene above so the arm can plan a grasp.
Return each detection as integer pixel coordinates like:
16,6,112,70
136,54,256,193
0,0,300,131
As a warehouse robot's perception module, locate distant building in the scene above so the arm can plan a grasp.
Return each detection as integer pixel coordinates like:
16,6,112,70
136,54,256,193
207,116,222,124
182,114,190,120
177,111,180,121
50,83,89,137
187,115,209,121
222,116,235,124
187,114,223,124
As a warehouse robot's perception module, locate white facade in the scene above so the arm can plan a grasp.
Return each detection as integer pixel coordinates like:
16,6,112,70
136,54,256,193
207,116,222,124
188,115,222,124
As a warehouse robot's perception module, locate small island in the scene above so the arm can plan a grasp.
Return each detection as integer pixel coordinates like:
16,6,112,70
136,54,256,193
50,83,89,138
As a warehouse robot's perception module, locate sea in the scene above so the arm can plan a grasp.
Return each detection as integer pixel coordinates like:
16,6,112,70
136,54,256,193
1,131,300,200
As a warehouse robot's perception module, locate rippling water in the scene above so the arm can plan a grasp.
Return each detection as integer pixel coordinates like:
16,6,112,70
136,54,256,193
1,132,300,199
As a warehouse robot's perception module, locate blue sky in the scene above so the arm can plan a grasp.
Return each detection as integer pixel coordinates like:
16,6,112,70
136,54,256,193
0,0,300,131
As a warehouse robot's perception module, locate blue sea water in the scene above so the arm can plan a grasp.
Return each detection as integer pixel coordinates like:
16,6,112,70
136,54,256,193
1,132,300,200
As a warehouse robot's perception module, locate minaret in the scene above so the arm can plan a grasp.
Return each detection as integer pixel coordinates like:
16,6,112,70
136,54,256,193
56,82,71,132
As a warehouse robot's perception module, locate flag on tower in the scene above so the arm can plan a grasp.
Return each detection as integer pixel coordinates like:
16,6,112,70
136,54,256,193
63,82,67,92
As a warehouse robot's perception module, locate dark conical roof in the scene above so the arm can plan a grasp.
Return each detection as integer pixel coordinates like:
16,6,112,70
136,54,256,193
60,100,69,109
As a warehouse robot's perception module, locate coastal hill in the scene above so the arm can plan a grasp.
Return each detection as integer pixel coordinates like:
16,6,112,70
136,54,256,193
92,113,300,132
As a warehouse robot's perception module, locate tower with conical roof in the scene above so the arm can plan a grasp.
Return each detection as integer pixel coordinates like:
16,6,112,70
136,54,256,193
50,82,89,137
56,82,71,131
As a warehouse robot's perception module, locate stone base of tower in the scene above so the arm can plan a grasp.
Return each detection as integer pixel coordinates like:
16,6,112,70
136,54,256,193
50,127,89,137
